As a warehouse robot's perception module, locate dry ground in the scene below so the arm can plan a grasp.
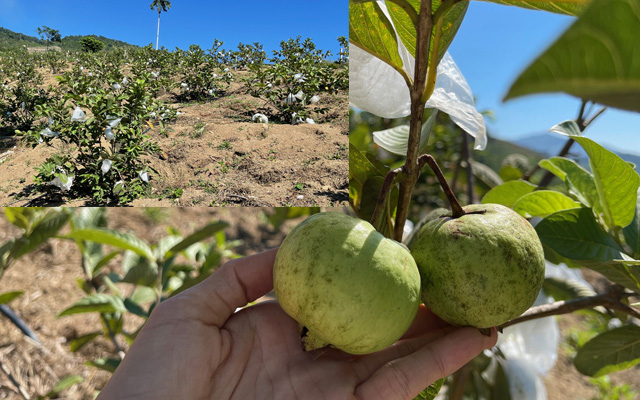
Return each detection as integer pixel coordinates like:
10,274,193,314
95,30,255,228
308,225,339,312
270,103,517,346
0,70,348,207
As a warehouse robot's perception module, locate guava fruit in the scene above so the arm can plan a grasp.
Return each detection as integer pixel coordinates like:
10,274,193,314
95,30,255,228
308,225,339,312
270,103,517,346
409,203,545,328
273,212,421,355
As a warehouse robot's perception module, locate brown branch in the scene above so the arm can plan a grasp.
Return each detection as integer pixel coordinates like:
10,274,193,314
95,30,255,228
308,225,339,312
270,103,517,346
394,1,434,241
499,285,636,330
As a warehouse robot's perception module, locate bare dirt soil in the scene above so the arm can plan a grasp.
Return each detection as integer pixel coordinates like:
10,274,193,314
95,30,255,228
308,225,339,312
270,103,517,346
0,70,348,208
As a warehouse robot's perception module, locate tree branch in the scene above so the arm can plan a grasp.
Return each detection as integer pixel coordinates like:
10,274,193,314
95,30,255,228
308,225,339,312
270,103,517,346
394,0,434,241
499,285,637,331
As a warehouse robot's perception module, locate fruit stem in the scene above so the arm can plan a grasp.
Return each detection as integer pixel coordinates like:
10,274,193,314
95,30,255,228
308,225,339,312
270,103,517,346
418,154,466,218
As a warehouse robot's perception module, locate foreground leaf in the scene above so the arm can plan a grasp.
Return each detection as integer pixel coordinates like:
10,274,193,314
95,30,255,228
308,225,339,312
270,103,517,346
574,325,640,377
0,291,23,305
86,357,121,373
58,294,127,317
350,1,406,80
539,157,598,209
66,228,154,260
571,136,640,229
512,190,580,218
536,208,623,262
165,221,229,259
481,180,536,208
479,0,586,16
505,0,640,112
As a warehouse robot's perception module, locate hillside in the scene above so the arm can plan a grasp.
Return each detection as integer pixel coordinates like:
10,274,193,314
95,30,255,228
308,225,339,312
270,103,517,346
473,134,544,172
0,26,137,51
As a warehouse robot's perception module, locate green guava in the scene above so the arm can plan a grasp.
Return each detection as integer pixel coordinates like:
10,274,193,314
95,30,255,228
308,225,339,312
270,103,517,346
273,212,421,355
409,203,545,328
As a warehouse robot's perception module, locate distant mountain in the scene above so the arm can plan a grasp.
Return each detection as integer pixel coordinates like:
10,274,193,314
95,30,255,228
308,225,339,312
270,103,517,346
0,26,137,51
473,134,544,173
513,133,640,168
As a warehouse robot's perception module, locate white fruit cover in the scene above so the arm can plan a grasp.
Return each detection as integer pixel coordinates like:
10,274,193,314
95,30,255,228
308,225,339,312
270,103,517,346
349,0,486,151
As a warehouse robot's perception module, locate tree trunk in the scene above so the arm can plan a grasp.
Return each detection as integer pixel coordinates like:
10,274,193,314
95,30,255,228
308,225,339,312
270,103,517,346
156,11,161,50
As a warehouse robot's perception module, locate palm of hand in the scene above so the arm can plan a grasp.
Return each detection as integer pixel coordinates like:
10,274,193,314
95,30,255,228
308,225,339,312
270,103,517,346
99,250,496,400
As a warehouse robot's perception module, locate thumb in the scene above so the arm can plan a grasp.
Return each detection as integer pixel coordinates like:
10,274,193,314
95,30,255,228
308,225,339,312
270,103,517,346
170,248,278,327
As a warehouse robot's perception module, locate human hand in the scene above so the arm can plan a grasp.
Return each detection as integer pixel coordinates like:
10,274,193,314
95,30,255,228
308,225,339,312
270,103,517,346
98,248,497,400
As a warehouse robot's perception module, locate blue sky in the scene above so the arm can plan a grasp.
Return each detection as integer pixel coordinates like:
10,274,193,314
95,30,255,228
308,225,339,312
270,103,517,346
447,1,640,156
0,0,347,57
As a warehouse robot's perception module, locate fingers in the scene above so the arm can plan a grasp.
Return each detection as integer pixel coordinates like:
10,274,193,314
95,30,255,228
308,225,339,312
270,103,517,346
355,327,497,400
401,305,450,340
171,248,278,327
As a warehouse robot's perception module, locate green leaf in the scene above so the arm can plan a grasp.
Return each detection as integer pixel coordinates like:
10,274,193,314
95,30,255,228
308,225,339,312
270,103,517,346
349,145,389,215
130,286,157,305
498,165,523,182
123,298,149,318
10,211,69,259
542,276,596,301
586,259,640,293
121,251,157,287
91,250,120,276
571,136,640,229
349,1,406,81
413,378,444,400
86,357,120,373
549,120,582,137
45,375,84,397
492,362,512,400
505,0,640,112
512,190,581,218
58,294,127,317
622,195,640,258
69,332,101,352
481,180,536,207
66,228,154,260
4,207,32,230
386,0,468,65
268,208,320,230
574,325,640,377
165,222,229,259
471,161,503,188
536,208,623,262
479,0,587,15
538,157,599,208
0,291,23,305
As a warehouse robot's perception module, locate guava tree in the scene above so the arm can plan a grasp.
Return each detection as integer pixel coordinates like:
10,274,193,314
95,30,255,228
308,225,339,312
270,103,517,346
349,0,640,398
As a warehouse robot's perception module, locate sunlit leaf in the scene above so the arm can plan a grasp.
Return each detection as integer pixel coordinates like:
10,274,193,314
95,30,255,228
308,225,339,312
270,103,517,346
479,0,587,15
505,0,640,112
349,1,405,78
58,294,127,317
66,228,154,260
512,190,581,218
481,180,536,207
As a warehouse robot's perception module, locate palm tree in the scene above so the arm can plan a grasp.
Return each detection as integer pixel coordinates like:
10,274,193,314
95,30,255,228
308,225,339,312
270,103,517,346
150,0,172,50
